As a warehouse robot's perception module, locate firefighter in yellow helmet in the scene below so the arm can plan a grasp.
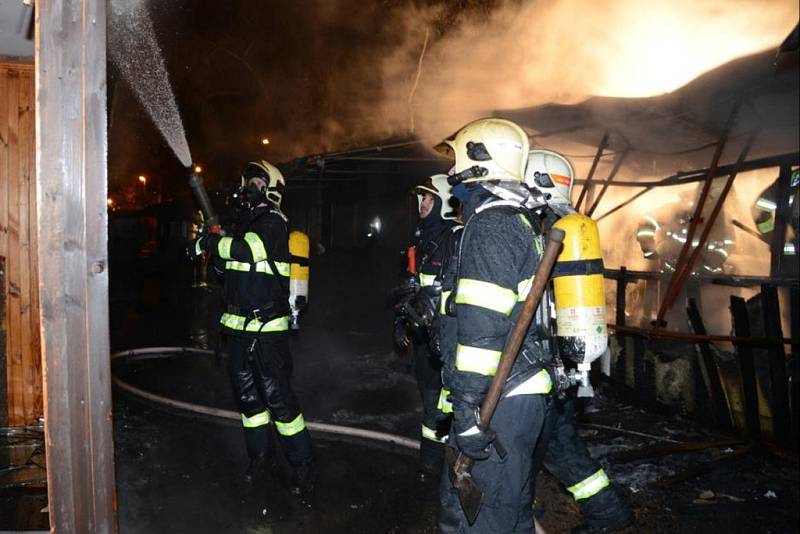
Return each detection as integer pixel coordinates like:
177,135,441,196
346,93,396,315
435,118,555,532
393,174,461,481
192,160,314,495
525,149,632,534
752,169,799,267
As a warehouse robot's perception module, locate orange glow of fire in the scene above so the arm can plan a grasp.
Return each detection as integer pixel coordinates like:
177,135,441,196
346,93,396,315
590,1,799,97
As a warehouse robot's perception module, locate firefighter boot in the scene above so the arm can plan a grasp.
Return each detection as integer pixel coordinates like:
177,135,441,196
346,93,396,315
289,461,315,496
571,485,632,533
243,454,270,484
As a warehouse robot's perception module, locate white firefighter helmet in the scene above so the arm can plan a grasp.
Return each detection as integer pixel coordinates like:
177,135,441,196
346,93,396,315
241,160,286,207
525,149,575,207
437,118,529,183
412,174,458,220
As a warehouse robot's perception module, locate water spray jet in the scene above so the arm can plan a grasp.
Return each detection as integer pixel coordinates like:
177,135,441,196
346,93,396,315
109,0,192,168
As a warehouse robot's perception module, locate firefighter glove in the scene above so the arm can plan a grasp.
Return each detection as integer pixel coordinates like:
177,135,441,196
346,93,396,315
455,424,496,461
186,237,205,261
393,318,411,352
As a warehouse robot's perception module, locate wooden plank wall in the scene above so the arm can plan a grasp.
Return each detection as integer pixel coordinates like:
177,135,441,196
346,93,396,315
0,62,41,427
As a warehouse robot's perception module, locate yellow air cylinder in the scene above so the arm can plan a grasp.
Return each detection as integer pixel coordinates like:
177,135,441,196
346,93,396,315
551,213,607,365
289,231,310,327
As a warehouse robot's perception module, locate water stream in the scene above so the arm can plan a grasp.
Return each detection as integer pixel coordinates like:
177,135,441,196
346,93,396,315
109,0,192,168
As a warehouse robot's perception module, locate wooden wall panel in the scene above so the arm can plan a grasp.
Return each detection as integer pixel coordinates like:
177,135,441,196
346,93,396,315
0,62,41,426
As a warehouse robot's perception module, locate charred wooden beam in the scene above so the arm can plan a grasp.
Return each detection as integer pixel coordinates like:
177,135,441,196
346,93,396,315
613,267,628,383
586,148,629,218
687,298,733,431
574,152,800,187
657,124,753,326
604,268,798,288
575,132,608,212
761,285,791,448
609,324,799,348
37,1,116,532
730,296,761,439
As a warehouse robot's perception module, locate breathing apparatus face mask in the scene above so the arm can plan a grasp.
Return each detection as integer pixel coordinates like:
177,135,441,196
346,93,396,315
236,181,268,212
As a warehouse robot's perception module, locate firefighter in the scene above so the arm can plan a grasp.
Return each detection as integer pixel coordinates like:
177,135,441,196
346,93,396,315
435,118,554,533
192,161,314,495
394,174,460,481
752,169,799,260
526,149,632,534
635,178,737,274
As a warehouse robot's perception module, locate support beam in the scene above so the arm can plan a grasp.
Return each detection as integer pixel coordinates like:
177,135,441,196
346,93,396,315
655,121,749,326
575,132,608,212
730,296,761,438
761,285,791,448
687,298,733,431
36,1,116,532
586,148,629,217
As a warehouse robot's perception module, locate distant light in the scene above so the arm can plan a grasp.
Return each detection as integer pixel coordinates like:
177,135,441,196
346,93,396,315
370,217,382,233
138,175,147,184
194,165,203,173
107,198,114,207
261,138,270,145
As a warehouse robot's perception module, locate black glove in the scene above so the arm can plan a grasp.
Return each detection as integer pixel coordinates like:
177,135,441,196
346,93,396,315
186,237,204,261
453,405,496,460
455,425,496,461
393,272,420,302
393,318,411,352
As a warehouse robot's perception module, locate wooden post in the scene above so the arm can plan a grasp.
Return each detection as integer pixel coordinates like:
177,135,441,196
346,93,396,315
687,298,733,431
730,296,761,438
36,1,116,532
761,285,790,447
0,256,6,427
769,165,791,277
614,267,628,382
791,285,799,447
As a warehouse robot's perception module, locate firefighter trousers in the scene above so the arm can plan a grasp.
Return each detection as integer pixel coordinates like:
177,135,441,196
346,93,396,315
414,341,449,471
542,397,629,526
227,333,313,467
439,394,550,533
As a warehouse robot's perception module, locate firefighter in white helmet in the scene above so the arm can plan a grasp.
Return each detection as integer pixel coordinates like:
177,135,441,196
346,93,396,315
393,174,461,481
193,160,314,495
435,118,555,532
526,149,632,534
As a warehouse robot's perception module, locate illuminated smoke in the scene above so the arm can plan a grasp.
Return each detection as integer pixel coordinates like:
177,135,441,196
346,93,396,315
377,0,798,145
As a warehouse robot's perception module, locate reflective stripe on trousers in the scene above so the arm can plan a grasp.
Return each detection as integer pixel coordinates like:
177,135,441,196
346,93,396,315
275,413,306,437
421,424,446,443
241,410,271,428
567,468,610,500
220,313,290,333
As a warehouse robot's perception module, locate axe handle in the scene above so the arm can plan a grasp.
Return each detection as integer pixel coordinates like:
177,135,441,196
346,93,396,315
478,227,565,430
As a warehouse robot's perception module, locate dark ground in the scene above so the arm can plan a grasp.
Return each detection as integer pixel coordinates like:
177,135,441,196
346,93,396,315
2,246,799,532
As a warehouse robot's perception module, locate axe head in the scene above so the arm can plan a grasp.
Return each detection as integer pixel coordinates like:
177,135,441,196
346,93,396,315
445,447,482,524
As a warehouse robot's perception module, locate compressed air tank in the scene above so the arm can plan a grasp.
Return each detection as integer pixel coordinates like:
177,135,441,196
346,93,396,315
551,213,607,367
289,231,310,325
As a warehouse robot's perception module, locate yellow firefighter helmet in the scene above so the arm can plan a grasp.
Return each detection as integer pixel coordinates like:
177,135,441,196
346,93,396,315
437,118,529,183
